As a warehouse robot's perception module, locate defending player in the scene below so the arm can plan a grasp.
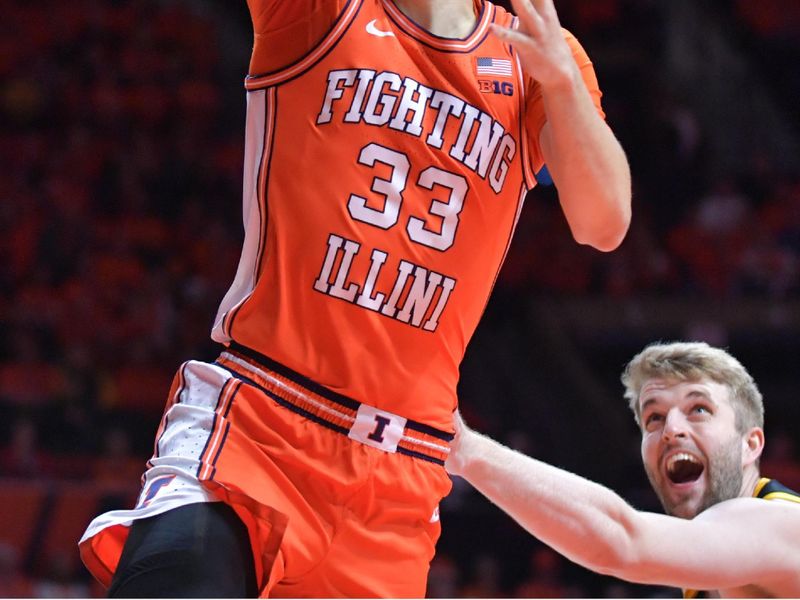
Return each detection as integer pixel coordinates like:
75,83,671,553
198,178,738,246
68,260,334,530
447,342,800,598
79,0,631,596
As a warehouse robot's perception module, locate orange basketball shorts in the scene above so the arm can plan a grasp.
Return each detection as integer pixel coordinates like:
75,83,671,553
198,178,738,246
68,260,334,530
80,345,454,598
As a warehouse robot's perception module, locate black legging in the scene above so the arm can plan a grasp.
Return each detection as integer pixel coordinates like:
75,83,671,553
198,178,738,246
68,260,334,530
108,502,258,598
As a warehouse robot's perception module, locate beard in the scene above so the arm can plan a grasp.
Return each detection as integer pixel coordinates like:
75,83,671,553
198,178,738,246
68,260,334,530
647,435,744,518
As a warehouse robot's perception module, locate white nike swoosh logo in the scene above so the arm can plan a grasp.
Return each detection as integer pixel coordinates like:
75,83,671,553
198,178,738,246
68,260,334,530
366,19,395,37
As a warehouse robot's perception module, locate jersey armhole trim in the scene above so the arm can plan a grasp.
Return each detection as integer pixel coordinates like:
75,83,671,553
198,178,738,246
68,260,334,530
245,0,363,90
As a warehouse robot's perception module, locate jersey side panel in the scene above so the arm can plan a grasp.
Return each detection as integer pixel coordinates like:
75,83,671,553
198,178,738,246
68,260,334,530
211,88,274,340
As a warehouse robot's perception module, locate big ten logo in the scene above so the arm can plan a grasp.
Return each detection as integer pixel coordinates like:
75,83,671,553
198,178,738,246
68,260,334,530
478,79,514,96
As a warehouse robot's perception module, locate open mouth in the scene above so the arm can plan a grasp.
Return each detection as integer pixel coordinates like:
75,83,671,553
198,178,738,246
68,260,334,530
666,452,704,484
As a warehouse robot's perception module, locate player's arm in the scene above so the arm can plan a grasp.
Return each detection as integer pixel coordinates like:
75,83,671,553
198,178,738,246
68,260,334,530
247,0,346,75
493,0,631,252
446,413,800,593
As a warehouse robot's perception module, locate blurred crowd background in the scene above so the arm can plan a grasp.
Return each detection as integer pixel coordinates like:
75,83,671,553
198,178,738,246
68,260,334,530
2,0,799,596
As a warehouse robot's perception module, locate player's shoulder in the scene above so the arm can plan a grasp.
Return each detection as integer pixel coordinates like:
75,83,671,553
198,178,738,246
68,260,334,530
756,478,800,503
248,0,348,32
695,495,800,527
555,26,594,67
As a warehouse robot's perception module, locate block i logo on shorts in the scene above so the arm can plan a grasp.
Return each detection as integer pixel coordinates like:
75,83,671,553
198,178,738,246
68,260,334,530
349,404,407,452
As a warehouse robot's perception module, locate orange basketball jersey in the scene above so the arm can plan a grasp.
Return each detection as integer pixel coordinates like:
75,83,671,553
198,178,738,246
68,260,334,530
212,0,604,431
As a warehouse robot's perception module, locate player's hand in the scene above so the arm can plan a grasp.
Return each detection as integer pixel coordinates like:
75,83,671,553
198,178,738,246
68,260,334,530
490,0,578,90
445,410,471,476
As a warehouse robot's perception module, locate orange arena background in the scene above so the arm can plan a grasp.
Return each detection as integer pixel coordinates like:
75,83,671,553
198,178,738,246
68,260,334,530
3,0,799,596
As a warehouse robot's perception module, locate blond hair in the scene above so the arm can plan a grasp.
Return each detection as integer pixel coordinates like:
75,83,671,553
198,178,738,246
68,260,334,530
621,341,763,432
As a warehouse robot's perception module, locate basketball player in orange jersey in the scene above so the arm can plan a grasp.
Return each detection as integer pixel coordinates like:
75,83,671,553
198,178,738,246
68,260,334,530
447,342,800,598
79,0,631,596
